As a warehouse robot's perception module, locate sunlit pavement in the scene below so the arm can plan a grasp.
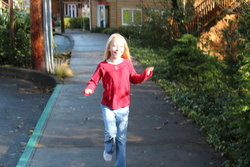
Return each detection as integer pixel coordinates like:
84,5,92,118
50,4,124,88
17,30,224,167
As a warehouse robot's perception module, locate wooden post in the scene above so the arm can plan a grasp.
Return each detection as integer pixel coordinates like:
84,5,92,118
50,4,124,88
60,0,65,33
30,0,45,71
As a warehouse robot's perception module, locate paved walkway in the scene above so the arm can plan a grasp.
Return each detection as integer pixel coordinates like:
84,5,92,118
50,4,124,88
17,31,223,167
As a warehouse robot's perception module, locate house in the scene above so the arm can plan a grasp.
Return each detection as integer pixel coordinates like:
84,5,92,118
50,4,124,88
52,0,88,19
90,0,159,29
51,0,153,30
1,0,90,19
51,0,151,29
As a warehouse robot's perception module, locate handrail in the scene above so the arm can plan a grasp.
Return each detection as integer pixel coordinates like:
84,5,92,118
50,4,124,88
1,0,9,8
187,0,239,34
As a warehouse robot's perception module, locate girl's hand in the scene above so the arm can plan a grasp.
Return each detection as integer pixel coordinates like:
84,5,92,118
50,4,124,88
84,88,93,96
146,67,154,76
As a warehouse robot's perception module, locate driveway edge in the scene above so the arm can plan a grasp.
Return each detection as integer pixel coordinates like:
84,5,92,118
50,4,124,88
0,67,58,91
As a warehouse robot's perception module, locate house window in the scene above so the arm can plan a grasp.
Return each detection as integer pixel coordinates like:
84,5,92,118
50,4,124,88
82,4,90,18
122,8,142,26
64,4,77,18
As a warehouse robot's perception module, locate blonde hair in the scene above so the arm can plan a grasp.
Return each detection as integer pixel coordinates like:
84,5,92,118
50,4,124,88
104,33,131,60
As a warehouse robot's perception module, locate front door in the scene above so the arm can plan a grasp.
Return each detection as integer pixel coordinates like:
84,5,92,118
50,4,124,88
97,5,109,28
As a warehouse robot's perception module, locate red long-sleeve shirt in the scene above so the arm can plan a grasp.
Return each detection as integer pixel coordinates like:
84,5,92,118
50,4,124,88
84,59,152,110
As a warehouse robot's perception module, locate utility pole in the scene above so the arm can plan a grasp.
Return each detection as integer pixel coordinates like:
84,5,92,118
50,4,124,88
43,0,54,73
59,0,65,33
30,0,45,71
9,0,14,45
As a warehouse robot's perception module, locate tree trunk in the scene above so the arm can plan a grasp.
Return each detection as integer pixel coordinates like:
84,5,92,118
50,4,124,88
30,0,45,71
59,0,65,33
9,0,14,45
172,0,179,9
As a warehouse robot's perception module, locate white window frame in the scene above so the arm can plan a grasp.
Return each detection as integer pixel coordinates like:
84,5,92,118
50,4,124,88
122,8,142,26
132,9,142,25
64,4,77,18
97,5,106,28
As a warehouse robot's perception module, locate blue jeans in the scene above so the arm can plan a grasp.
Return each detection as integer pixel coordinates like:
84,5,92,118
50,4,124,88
101,104,130,167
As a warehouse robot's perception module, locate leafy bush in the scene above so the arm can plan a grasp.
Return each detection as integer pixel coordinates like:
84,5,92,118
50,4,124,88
130,46,169,79
55,17,89,31
129,2,250,167
83,17,90,30
91,27,105,33
64,17,71,28
166,34,221,85
138,0,195,49
222,3,250,166
64,17,89,30
69,17,84,29
103,27,118,35
0,9,31,68
117,25,142,40
131,31,249,167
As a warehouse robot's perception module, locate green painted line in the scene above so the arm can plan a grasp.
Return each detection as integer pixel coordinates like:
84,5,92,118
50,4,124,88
16,84,62,167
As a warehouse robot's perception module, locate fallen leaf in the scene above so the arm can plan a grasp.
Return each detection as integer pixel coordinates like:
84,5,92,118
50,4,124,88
28,129,34,135
153,127,162,130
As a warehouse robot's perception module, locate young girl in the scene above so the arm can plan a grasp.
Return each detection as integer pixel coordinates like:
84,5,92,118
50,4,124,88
83,33,154,167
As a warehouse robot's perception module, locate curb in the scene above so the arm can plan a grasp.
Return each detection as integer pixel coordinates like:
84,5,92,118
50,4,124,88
62,33,74,52
0,34,74,91
16,84,62,167
54,33,74,53
0,67,58,91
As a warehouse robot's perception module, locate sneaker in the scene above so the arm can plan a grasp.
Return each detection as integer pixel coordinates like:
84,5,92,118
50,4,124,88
103,150,112,161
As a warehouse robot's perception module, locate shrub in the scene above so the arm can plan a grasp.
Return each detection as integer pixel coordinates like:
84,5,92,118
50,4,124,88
54,59,74,79
222,3,250,166
166,34,221,85
0,9,31,68
138,0,195,49
131,30,250,167
91,27,104,33
64,17,89,30
117,25,141,40
64,17,71,28
83,17,90,30
69,17,84,29
103,27,118,35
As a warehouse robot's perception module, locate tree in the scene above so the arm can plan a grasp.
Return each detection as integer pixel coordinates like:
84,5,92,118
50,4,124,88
59,0,65,33
9,0,14,45
30,0,45,71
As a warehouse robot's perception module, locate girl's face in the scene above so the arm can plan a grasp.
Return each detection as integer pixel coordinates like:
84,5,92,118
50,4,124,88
109,38,125,60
